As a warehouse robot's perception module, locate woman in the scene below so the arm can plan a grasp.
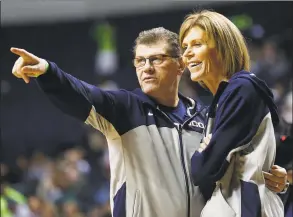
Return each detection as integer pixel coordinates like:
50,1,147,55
179,10,284,216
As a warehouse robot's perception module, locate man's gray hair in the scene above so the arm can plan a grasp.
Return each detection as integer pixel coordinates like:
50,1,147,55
133,27,181,57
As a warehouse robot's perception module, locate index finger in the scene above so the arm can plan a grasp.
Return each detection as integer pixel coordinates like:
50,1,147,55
10,47,36,60
263,171,279,180
263,171,273,179
263,171,284,183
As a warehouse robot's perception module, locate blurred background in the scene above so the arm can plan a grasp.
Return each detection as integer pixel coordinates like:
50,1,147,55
1,1,292,217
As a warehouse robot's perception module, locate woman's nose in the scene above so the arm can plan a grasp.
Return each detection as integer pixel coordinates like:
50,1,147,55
183,47,193,58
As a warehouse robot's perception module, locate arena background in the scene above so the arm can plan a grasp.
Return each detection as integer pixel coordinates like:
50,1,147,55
1,1,292,216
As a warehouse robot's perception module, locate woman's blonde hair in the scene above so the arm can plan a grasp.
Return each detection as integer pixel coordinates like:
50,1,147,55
179,10,250,78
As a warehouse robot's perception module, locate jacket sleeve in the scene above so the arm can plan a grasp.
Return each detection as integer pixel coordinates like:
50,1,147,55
35,61,129,133
191,80,268,186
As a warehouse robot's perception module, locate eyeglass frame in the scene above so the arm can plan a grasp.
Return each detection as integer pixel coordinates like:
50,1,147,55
133,54,180,68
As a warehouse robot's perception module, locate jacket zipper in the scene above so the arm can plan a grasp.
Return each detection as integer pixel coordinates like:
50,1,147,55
179,111,201,217
157,109,196,217
177,124,191,217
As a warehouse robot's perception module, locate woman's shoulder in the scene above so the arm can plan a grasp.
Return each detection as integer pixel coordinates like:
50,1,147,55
226,71,257,96
217,72,261,105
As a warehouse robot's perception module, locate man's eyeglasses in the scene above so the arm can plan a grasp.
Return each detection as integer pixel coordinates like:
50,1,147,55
133,54,179,68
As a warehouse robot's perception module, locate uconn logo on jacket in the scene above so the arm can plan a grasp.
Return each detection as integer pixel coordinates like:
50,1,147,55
188,120,205,128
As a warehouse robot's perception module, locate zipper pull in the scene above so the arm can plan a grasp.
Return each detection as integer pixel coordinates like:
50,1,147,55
175,123,182,132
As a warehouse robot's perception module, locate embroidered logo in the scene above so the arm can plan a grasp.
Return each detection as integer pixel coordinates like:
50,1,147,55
188,121,204,129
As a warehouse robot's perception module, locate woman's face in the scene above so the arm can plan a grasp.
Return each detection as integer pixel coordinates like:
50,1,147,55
181,26,222,83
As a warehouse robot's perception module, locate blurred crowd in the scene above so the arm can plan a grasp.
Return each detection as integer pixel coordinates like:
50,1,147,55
1,128,112,217
1,36,292,217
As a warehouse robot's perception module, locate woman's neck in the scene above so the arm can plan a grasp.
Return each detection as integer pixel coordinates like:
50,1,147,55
203,74,228,95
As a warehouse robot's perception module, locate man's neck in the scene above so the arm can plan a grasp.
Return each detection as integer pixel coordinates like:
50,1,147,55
154,93,179,107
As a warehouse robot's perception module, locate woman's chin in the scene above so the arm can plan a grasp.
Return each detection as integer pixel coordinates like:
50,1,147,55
190,72,202,82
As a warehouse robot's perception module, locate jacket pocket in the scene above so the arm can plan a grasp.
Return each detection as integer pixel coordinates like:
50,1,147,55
132,190,141,217
201,184,236,217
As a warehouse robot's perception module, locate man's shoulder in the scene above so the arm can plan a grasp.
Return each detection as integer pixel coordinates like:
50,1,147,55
106,88,147,102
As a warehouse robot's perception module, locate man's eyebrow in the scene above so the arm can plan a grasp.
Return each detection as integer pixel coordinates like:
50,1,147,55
135,54,166,58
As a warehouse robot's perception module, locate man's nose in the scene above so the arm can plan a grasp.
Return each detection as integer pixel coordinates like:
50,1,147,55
143,59,154,73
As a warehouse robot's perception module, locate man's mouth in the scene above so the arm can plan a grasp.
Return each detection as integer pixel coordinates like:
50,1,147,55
143,77,156,82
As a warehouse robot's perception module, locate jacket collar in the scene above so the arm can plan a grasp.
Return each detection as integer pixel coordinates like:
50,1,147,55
132,88,200,116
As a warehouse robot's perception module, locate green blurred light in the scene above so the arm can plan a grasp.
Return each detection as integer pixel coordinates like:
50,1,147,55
230,14,253,31
94,23,116,51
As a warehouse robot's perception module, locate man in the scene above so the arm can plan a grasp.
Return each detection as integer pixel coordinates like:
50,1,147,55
11,27,287,217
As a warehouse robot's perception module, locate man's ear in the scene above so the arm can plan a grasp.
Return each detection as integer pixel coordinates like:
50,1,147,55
177,57,185,75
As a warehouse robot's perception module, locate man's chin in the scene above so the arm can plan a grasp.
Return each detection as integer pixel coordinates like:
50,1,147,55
142,85,158,96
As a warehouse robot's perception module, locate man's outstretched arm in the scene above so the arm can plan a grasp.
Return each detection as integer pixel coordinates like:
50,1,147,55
11,47,128,129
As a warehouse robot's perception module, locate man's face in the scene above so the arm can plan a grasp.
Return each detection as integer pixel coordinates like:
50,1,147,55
134,43,182,98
